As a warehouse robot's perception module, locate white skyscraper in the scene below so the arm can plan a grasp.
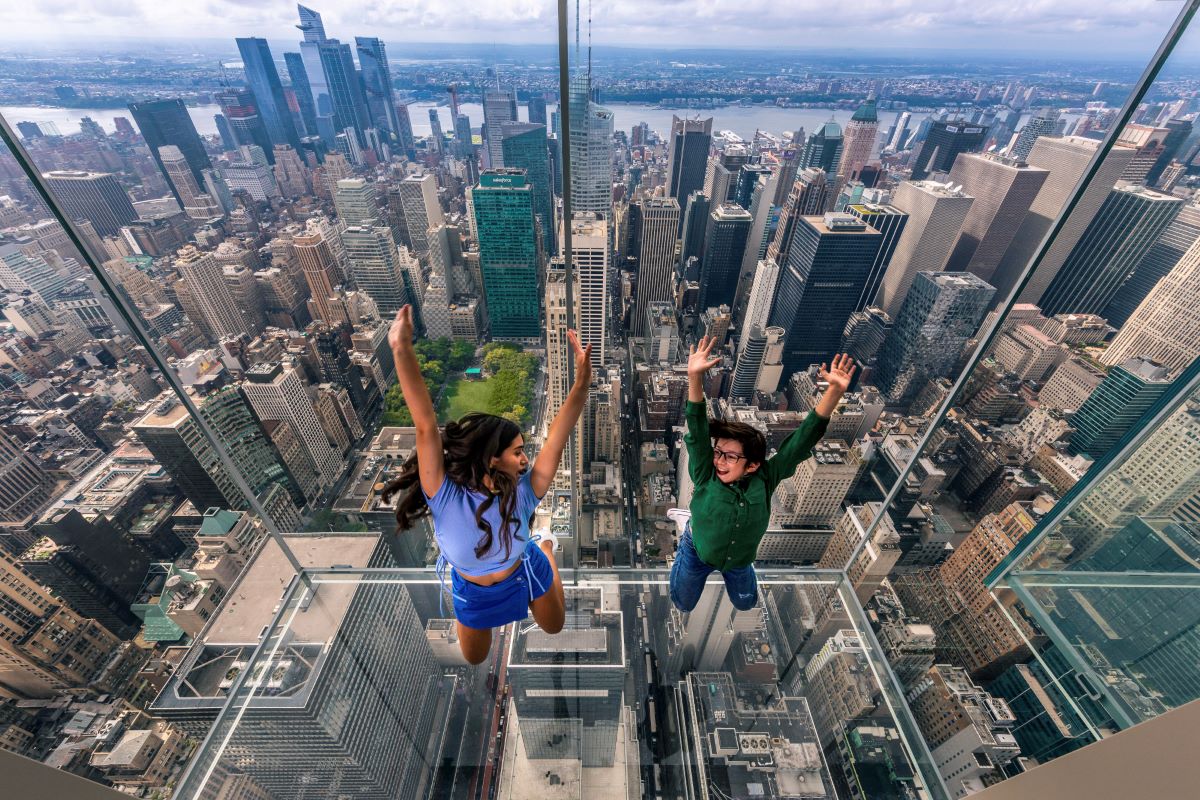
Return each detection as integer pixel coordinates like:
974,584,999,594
241,361,341,490
1101,234,1200,376
333,178,380,225
743,258,782,338
568,212,608,368
340,225,415,316
399,172,444,257
483,89,517,169
175,245,252,341
877,181,974,317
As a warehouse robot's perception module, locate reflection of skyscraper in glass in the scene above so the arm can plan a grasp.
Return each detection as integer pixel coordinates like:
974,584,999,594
236,37,302,154
1038,183,1181,317
1068,357,1172,459
1102,234,1200,375
507,587,625,768
0,429,53,525
1102,202,1200,329
128,98,212,188
152,537,446,799
768,214,883,377
473,169,540,339
874,272,995,405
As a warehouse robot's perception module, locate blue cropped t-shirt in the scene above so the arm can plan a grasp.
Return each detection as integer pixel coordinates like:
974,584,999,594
423,471,545,576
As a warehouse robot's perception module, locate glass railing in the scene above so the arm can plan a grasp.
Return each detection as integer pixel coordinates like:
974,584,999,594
161,546,940,799
1,0,1199,798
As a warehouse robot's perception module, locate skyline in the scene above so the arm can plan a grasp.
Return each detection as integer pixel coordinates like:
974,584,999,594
1,0,1188,57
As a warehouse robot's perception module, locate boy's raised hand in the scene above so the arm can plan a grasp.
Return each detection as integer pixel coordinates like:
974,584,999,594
818,353,857,395
688,335,722,377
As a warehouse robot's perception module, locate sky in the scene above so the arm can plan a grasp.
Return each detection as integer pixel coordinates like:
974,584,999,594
4,1,1188,58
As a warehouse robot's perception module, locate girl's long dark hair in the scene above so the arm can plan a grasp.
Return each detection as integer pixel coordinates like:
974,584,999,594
381,412,525,561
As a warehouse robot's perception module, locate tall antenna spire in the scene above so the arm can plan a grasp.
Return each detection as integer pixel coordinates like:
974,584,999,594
587,0,593,80
575,0,580,67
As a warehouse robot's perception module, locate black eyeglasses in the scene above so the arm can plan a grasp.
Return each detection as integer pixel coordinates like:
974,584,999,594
713,447,747,465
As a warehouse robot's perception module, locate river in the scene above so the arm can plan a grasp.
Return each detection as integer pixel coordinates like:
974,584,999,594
3,100,1066,146
3,101,924,142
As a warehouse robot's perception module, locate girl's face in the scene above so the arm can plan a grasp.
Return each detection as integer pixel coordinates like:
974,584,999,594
490,434,529,479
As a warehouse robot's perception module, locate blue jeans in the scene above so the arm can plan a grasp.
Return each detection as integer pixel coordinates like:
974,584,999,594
669,529,759,612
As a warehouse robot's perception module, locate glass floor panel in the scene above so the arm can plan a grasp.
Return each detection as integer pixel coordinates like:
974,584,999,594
160,536,941,799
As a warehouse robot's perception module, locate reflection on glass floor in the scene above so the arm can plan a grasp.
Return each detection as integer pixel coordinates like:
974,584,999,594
160,535,936,799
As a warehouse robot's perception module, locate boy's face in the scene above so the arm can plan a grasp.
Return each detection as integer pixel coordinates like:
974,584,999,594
712,437,760,484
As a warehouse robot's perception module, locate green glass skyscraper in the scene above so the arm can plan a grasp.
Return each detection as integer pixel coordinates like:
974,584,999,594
472,169,542,339
1068,357,1172,458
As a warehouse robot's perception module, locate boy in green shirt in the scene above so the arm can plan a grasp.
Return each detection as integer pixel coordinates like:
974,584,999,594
668,335,855,611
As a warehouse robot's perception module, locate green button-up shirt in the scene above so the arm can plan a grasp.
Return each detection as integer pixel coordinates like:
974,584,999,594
684,400,829,570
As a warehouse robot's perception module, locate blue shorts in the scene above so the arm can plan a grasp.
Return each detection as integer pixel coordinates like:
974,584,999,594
446,540,555,630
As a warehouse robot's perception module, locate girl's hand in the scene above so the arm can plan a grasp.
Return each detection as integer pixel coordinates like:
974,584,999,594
688,335,721,377
389,305,414,352
818,353,856,395
567,329,592,385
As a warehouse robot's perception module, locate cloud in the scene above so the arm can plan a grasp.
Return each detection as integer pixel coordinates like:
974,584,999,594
1,0,1185,54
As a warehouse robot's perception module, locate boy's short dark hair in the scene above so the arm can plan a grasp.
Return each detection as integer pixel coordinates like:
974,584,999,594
708,419,767,465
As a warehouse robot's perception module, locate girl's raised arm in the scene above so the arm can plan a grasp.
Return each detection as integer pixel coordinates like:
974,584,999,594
531,330,592,498
389,305,445,498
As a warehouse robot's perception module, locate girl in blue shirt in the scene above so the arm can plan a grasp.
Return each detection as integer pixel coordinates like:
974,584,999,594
381,305,592,664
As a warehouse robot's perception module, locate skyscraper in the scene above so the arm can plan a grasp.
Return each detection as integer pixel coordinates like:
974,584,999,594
333,177,380,225
316,40,371,145
844,202,909,312
235,37,302,153
877,181,974,317
483,89,518,168
743,257,782,336
42,170,137,238
472,169,541,339
215,88,274,161
294,228,342,324
569,212,608,367
1102,201,1200,328
946,153,1049,284
1102,232,1200,375
527,96,547,125
768,213,883,376
283,52,318,136
1037,183,1182,317
128,98,212,187
801,120,844,175
874,272,995,405
132,390,303,525
159,146,222,219
679,191,711,266
568,72,614,216
500,122,553,253
838,99,879,183
768,167,830,266
1001,137,1135,306
910,119,989,179
398,172,444,257
0,429,53,525
1068,357,1172,458
632,197,681,335
1009,110,1060,162
697,204,752,312
241,361,341,489
355,37,401,138
427,108,444,154
340,225,417,317
666,116,713,218
174,245,253,341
